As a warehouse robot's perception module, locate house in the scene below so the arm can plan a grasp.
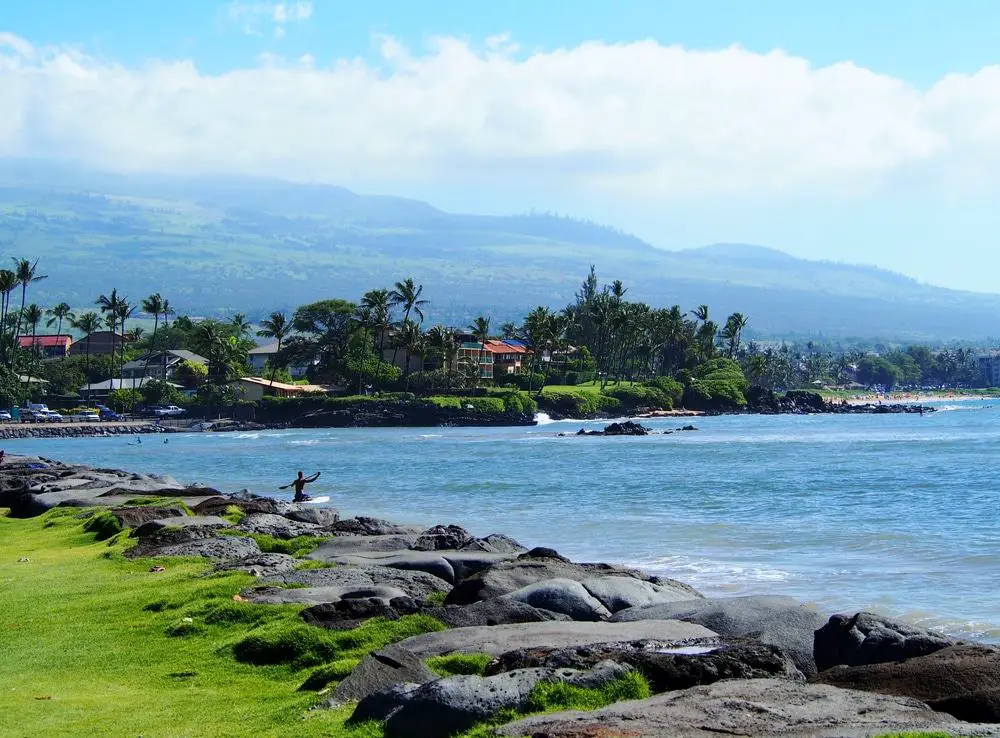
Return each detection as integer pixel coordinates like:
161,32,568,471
78,377,178,400
70,331,127,357
373,328,426,376
248,343,312,379
121,350,208,381
231,376,333,402
18,335,72,358
456,340,532,380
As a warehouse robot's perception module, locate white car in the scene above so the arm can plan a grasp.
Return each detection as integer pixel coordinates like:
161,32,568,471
78,411,100,422
0,410,11,422
153,405,186,417
42,410,64,422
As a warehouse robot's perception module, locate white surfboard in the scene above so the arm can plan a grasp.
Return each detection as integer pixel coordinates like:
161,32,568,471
302,495,331,505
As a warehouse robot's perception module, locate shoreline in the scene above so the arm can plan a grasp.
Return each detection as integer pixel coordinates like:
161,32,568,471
3,451,999,735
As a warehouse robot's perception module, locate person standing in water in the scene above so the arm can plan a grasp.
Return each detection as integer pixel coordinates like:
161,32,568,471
280,471,321,502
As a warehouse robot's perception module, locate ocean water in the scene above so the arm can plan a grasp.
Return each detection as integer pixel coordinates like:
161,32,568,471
6,400,1000,640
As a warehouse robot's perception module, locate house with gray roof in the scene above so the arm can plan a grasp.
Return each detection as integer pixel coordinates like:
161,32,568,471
122,350,208,381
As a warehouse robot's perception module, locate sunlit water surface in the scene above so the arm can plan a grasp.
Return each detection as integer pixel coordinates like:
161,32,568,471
8,400,1000,639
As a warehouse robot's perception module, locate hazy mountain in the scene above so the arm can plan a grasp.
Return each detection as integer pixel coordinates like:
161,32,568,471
1,160,998,341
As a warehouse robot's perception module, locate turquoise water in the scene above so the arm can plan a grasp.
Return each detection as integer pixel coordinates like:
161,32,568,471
6,401,1000,639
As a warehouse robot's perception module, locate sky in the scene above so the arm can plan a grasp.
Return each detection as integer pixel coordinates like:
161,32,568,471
3,1,1000,292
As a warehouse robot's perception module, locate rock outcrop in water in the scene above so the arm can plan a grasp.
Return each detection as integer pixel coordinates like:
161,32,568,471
3,451,998,738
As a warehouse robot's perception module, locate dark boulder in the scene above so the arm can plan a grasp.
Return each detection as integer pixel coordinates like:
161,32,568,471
353,663,633,738
486,638,803,692
814,611,961,672
813,644,1000,723
111,505,184,529
303,596,422,631
332,644,437,704
328,516,424,536
191,496,279,517
612,595,826,677
425,598,570,628
411,524,475,551
446,553,699,607
496,677,977,737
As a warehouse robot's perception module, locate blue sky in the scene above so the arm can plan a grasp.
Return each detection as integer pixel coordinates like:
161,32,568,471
3,1,1000,292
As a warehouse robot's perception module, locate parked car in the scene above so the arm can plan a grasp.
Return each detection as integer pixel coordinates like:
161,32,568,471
20,410,46,423
99,409,122,421
42,410,64,422
0,410,11,422
153,405,186,418
78,411,100,422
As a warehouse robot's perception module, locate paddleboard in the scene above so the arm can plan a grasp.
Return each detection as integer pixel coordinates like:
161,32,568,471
302,495,331,505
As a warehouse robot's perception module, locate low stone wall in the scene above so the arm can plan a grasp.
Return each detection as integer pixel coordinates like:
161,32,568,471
0,422,164,440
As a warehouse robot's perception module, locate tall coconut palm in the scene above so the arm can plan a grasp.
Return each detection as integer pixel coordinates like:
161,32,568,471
389,278,427,368
115,300,135,395
11,259,47,348
230,313,251,339
0,269,19,368
426,325,458,372
161,299,174,328
361,289,392,386
469,315,491,387
45,302,74,338
22,303,44,386
393,319,424,388
140,293,165,381
71,312,103,399
256,310,290,388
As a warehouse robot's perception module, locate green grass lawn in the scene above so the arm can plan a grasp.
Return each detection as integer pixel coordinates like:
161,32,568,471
0,507,657,738
0,509,398,738
540,380,637,396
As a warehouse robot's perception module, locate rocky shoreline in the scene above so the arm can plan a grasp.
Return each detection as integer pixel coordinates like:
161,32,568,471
3,453,999,736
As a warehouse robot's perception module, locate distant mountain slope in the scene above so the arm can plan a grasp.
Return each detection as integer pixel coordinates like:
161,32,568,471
0,161,997,341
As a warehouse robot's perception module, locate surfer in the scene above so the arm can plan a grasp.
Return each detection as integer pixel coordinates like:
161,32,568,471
280,470,321,502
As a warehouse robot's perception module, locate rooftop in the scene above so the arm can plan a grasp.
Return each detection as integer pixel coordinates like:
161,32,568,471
235,376,329,394
18,335,72,348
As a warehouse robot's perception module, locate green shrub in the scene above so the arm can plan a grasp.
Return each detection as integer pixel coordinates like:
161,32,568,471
233,615,445,668
224,531,329,557
645,376,685,406
427,653,492,677
683,359,750,410
221,505,246,525
523,671,650,713
199,600,275,628
604,385,672,411
299,658,362,691
82,511,123,541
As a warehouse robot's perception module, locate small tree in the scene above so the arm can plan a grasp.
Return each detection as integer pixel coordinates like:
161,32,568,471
173,360,208,389
107,388,142,413
141,379,185,407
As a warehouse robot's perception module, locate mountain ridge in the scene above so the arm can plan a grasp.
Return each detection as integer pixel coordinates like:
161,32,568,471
0,160,997,341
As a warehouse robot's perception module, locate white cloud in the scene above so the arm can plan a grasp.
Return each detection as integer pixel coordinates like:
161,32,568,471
226,1,313,38
2,32,1000,199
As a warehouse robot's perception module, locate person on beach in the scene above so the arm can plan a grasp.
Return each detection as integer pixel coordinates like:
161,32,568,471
280,471,321,502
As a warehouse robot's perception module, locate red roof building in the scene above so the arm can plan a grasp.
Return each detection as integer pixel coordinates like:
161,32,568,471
18,335,73,358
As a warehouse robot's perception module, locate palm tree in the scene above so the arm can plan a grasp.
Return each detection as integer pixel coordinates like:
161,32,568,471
256,310,290,388
721,312,750,359
140,293,165,381
426,325,458,372
361,288,392,387
22,303,43,386
500,322,518,340
71,312,103,401
230,313,252,339
161,299,174,328
97,289,126,378
45,302,74,338
0,269,19,368
393,319,424,388
692,304,710,323
11,259,47,348
522,306,552,393
389,278,427,368
469,315,491,387
115,300,135,397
